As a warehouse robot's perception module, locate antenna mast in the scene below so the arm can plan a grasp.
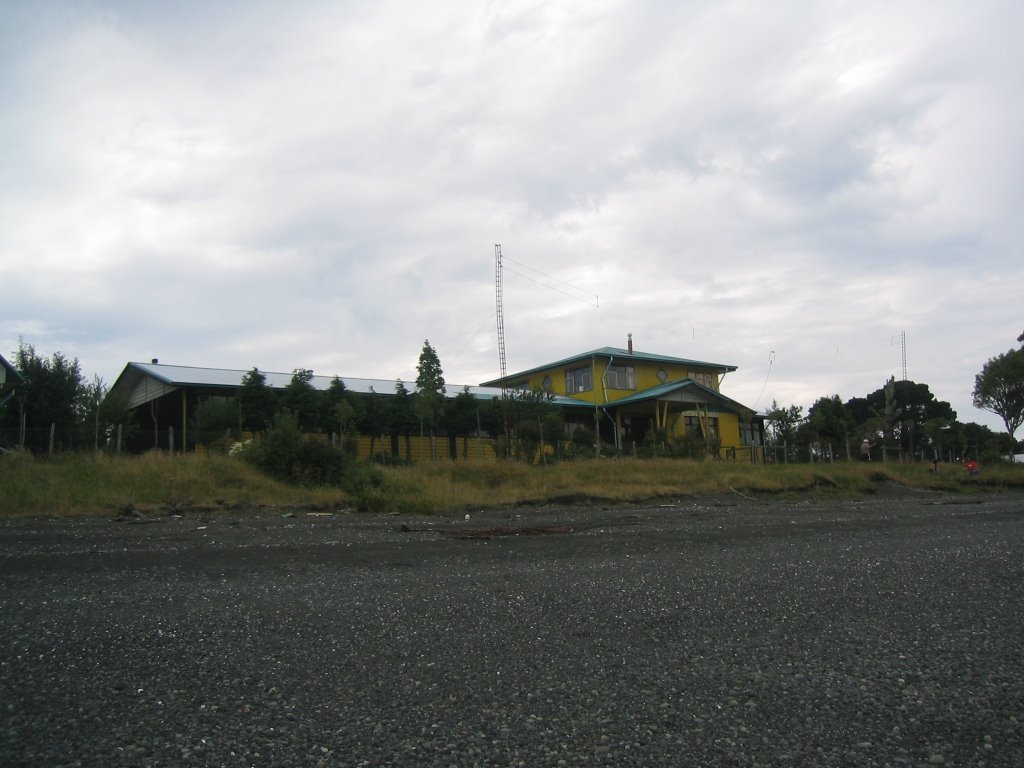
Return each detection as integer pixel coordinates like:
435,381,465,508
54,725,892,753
495,244,511,452
900,331,907,382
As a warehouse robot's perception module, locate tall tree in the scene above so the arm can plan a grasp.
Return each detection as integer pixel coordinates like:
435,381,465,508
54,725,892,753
852,378,956,458
445,386,480,459
973,343,1024,458
78,375,134,451
390,380,418,460
282,368,319,431
803,395,854,460
322,377,356,448
237,368,277,435
764,400,803,461
415,340,445,459
7,340,86,453
356,387,386,458
194,397,239,448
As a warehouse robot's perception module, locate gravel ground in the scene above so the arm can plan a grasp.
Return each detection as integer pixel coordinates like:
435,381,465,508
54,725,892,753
1,487,1022,767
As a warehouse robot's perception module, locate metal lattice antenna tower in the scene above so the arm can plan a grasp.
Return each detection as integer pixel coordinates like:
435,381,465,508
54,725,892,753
495,244,511,451
901,331,907,381
495,244,507,389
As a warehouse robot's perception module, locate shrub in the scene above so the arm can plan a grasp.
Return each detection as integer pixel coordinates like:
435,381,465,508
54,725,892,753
240,411,346,486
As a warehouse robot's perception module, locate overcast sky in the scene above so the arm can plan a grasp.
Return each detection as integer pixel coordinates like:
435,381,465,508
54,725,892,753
2,1,1022,431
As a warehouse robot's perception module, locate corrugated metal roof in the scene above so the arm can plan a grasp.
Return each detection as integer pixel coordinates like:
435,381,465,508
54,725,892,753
480,346,737,386
119,362,511,400
110,360,749,414
609,378,754,415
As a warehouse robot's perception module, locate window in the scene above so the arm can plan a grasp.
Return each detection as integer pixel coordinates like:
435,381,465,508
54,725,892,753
741,422,762,446
688,370,716,388
605,364,636,390
565,366,592,394
684,415,719,437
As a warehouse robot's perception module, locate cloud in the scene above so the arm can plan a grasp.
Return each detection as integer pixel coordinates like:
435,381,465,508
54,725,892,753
1,0,1021,434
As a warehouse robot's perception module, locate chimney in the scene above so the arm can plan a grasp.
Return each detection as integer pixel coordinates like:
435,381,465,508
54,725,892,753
627,333,633,354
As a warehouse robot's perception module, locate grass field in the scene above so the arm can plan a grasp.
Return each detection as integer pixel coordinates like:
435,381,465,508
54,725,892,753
1,449,1022,517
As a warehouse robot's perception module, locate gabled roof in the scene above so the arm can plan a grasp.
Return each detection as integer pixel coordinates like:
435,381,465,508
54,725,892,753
480,346,737,387
0,353,22,407
608,377,755,416
110,361,515,411
0,352,21,385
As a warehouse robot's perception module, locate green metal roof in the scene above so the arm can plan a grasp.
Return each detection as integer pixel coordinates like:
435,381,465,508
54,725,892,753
480,346,737,387
608,377,755,415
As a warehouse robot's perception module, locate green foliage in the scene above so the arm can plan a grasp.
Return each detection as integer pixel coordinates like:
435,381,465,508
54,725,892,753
803,395,854,458
354,387,387,456
445,386,480,459
570,425,595,456
194,397,239,450
675,430,710,460
237,368,277,435
765,400,803,460
323,377,356,439
5,339,87,452
505,386,562,462
414,340,445,433
844,378,957,458
973,344,1024,446
238,411,348,486
415,339,445,396
282,368,320,432
389,380,419,439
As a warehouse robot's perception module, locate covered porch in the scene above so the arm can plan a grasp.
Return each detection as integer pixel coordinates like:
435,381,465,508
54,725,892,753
602,379,764,460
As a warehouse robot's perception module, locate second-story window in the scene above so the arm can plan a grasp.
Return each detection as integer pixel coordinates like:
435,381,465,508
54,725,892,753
565,366,592,394
605,364,636,390
688,370,716,388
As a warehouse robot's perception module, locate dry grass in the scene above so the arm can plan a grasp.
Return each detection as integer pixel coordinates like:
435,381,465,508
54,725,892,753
2,450,1021,517
0,451,346,516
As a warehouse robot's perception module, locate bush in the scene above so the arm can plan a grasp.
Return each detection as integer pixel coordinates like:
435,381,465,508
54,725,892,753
675,432,709,460
239,411,346,486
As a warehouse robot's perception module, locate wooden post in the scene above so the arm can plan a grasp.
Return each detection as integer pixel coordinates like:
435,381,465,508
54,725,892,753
117,424,123,454
169,426,174,454
49,423,55,457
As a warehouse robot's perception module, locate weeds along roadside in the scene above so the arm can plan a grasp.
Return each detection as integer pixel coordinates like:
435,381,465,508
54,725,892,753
3,450,1023,518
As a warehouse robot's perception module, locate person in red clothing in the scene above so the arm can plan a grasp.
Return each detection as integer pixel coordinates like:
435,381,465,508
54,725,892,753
964,457,978,476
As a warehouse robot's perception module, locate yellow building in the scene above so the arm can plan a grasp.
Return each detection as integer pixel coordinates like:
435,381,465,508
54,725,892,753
108,342,763,460
482,339,763,459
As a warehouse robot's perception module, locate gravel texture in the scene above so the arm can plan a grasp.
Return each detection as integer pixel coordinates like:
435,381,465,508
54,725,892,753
1,487,1023,767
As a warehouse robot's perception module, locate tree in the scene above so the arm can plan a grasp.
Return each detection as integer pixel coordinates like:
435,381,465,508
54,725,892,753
390,380,419,460
508,386,561,463
79,375,135,451
322,377,356,449
851,378,956,459
194,397,239,450
237,368,277,435
973,345,1024,458
6,340,86,453
415,340,445,459
282,368,319,432
764,400,803,461
445,386,480,459
356,387,387,459
804,395,854,460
